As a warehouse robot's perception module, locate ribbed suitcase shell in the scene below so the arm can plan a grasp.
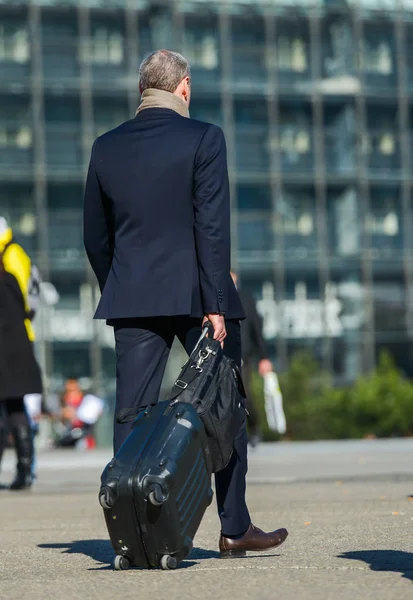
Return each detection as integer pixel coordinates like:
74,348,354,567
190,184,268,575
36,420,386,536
99,401,213,570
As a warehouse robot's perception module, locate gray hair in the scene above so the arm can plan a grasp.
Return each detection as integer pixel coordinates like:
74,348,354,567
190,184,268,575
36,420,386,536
139,50,191,93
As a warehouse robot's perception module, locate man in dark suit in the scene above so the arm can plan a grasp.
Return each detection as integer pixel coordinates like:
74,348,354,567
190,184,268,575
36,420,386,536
231,272,273,447
84,50,287,556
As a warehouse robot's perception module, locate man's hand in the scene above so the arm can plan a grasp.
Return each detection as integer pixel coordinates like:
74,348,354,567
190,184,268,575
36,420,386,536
258,358,273,377
203,313,226,347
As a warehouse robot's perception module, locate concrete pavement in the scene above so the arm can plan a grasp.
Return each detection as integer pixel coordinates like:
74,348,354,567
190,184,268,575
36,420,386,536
1,440,413,600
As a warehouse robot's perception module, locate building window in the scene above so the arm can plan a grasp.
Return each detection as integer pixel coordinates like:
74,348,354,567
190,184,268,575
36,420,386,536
0,24,29,63
366,206,399,237
183,31,218,70
280,188,317,257
364,106,400,172
361,26,395,77
361,40,392,75
366,189,402,254
93,97,129,136
272,106,313,172
0,124,32,149
277,36,308,73
238,213,275,256
237,184,272,211
273,20,310,78
79,28,124,65
323,19,354,78
328,188,360,256
275,127,311,164
190,97,222,126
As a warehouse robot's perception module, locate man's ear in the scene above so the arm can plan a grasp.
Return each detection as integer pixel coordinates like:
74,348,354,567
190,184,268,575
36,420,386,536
182,77,190,100
139,83,143,94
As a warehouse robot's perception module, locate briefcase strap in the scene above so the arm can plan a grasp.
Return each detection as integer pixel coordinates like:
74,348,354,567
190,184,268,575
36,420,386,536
116,403,157,424
168,321,214,402
168,367,201,403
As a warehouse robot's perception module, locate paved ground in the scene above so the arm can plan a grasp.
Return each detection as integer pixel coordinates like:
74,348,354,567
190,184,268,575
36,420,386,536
1,440,413,600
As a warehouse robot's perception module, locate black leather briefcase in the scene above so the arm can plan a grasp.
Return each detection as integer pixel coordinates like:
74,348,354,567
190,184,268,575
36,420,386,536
167,322,247,473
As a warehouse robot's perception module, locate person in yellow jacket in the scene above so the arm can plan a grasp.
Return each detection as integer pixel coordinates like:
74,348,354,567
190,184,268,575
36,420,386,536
0,217,35,342
0,216,42,490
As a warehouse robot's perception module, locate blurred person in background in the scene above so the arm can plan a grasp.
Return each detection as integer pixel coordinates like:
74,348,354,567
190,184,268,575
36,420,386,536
0,217,42,490
54,378,103,449
24,393,51,480
83,49,288,555
230,272,273,447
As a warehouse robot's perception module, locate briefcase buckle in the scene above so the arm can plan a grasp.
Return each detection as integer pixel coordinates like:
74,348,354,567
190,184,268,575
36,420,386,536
175,380,188,390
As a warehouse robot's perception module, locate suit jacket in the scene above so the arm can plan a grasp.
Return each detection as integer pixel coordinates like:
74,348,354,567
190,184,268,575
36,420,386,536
83,108,244,320
237,288,268,362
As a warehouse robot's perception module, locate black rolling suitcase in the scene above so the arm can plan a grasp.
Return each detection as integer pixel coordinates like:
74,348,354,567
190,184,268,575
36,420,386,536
99,400,213,571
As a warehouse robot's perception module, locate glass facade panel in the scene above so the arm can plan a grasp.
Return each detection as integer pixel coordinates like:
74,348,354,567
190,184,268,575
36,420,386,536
275,104,314,173
237,213,275,259
0,94,32,172
0,14,30,83
42,11,79,84
48,209,84,270
232,16,267,91
361,22,397,90
324,104,356,175
183,15,220,86
281,186,318,259
274,19,311,88
87,16,127,86
322,17,354,79
234,97,269,173
365,105,400,176
366,187,403,257
328,187,360,257
373,275,406,336
0,183,36,255
237,183,272,211
44,96,82,172
190,96,222,127
92,96,130,136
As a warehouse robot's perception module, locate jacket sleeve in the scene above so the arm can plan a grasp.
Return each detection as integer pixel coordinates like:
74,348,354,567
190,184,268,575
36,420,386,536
193,125,231,315
2,244,36,341
83,138,114,293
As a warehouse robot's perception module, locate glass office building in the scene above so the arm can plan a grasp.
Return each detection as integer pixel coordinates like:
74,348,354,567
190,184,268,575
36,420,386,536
1,0,413,394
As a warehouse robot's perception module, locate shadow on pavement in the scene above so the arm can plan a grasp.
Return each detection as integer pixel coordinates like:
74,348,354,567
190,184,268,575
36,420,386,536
39,539,114,566
38,541,219,570
338,550,413,582
39,540,282,571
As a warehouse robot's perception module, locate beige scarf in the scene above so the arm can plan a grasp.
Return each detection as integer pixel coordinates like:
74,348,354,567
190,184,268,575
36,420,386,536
135,88,189,119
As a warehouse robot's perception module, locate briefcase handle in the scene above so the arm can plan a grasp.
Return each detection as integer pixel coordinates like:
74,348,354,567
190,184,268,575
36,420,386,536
190,320,214,354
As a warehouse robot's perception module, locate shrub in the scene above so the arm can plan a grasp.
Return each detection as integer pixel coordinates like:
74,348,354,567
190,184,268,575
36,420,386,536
247,351,413,441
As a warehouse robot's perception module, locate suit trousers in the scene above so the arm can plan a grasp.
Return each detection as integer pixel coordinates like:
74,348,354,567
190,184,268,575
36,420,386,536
113,316,251,537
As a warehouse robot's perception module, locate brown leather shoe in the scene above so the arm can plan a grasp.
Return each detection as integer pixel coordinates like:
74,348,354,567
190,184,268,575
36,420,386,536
219,523,288,558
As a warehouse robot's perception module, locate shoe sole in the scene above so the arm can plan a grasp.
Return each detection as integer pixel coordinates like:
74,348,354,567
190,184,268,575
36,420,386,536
220,535,288,559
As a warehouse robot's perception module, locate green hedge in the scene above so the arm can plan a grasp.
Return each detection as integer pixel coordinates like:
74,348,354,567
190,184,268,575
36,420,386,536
249,351,413,441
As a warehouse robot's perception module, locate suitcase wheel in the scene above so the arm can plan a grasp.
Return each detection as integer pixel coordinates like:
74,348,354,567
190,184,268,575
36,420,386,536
148,483,168,506
99,487,114,510
160,555,177,570
113,555,130,571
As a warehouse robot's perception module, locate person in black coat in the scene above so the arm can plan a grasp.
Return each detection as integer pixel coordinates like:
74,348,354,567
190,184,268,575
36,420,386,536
231,272,273,446
84,50,288,556
0,258,42,490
